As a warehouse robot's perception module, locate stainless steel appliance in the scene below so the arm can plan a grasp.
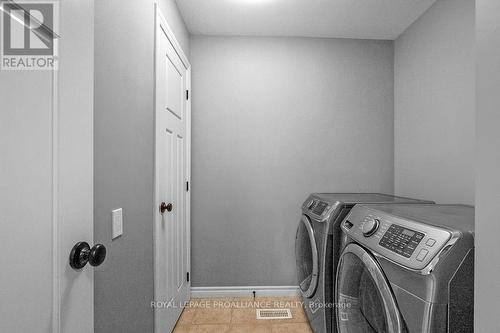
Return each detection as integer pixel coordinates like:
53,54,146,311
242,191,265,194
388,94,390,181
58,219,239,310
295,193,433,333
336,204,474,332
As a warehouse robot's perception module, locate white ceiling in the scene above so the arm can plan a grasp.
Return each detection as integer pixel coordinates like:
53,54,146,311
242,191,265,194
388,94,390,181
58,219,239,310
175,0,437,40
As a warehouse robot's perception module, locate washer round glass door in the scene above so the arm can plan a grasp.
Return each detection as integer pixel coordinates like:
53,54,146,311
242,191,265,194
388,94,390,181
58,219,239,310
335,243,404,333
295,215,319,298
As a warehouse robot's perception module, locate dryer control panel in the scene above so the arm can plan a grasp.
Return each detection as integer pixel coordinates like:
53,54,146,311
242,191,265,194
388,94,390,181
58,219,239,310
341,205,458,273
310,200,329,216
379,224,425,258
302,196,338,221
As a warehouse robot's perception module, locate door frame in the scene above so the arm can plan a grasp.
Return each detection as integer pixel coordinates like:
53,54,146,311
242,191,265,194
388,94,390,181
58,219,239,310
153,3,191,332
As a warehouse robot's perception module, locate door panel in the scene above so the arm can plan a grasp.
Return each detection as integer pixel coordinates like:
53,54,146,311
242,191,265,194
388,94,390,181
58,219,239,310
166,59,183,119
1,71,54,333
155,7,191,332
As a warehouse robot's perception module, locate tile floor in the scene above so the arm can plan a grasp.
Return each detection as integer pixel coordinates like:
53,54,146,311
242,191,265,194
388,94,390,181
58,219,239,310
173,296,313,333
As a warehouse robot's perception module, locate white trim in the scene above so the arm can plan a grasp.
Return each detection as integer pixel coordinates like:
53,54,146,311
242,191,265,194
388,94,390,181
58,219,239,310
191,286,300,298
186,66,191,298
51,57,60,333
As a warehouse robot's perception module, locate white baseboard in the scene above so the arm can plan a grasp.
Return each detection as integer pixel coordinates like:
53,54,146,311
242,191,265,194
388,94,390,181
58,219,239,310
191,286,299,298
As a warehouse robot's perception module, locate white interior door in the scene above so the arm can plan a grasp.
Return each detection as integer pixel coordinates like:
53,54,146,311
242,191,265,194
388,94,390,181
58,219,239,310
154,7,191,333
0,1,94,332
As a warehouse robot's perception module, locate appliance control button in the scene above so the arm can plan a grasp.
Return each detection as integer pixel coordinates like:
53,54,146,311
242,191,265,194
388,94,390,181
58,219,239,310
426,238,436,247
416,249,429,262
362,218,380,237
343,220,353,229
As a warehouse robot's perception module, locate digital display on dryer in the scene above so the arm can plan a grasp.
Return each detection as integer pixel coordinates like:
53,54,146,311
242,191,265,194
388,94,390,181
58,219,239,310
401,229,415,237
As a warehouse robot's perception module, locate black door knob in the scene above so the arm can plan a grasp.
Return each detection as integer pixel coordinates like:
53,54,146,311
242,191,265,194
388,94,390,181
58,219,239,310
160,202,173,213
89,244,106,266
69,242,107,270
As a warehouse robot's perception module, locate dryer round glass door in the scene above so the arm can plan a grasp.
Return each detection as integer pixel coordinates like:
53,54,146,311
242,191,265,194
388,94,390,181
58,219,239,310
295,215,319,298
335,243,404,333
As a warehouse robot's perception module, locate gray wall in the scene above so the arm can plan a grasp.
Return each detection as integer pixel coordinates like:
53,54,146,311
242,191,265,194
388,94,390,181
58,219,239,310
94,0,189,332
394,0,475,204
190,36,394,286
476,0,500,331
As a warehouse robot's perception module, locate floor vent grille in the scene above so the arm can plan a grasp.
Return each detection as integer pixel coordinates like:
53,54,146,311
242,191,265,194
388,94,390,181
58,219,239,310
256,309,292,320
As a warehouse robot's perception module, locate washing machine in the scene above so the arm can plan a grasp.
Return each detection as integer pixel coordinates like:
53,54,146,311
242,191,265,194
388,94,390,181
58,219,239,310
295,193,434,333
335,204,474,332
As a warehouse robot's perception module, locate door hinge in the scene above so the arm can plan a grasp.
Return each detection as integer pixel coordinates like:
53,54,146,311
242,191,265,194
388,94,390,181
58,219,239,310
186,181,189,192
187,272,190,282
186,90,189,100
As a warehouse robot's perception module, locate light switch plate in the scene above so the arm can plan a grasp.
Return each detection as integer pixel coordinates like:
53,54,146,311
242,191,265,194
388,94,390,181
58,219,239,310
112,208,123,239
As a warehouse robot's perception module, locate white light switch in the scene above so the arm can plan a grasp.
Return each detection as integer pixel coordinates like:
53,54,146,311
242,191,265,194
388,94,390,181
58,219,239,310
112,208,123,239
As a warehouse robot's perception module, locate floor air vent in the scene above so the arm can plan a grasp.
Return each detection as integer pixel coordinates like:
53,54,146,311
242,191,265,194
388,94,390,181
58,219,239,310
256,309,292,320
